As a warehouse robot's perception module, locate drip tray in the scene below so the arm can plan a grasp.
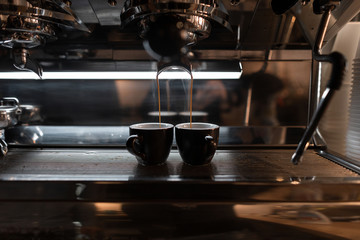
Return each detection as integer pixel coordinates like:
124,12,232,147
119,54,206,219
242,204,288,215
0,148,359,202
0,148,357,181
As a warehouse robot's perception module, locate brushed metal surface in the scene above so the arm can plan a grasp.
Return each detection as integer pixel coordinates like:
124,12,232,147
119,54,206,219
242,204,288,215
71,0,99,23
0,148,357,181
0,148,359,204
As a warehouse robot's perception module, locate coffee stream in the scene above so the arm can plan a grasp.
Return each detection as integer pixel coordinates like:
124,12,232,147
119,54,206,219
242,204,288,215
156,72,162,128
189,73,193,128
156,70,194,128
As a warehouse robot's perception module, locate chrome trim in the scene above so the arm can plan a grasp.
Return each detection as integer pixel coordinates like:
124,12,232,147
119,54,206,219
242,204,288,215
121,0,231,33
318,149,360,174
0,97,21,128
0,6,88,32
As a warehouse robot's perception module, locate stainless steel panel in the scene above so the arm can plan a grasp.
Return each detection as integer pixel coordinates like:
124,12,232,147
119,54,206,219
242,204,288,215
88,0,124,25
0,60,311,128
5,126,305,146
70,0,99,24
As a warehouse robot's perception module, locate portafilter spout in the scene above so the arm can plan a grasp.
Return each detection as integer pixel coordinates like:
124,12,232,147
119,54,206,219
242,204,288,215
120,0,230,62
291,0,346,165
141,14,211,62
13,48,43,79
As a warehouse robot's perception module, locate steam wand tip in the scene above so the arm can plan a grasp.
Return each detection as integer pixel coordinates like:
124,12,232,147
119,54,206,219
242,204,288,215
291,152,303,165
291,141,310,165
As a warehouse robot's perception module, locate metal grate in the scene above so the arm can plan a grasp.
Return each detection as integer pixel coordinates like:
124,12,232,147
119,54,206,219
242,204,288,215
0,148,357,182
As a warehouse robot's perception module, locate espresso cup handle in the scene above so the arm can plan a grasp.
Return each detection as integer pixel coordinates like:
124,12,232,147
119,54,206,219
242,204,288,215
126,135,146,160
205,135,217,155
205,136,213,141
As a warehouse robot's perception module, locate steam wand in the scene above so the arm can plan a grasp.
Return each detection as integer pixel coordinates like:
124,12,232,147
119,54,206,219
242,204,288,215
291,3,346,165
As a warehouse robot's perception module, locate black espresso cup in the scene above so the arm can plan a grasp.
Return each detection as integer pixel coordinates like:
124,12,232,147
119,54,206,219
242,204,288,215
126,123,174,166
175,122,219,165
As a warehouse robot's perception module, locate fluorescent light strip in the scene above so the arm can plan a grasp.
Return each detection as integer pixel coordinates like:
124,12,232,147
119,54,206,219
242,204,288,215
0,71,242,80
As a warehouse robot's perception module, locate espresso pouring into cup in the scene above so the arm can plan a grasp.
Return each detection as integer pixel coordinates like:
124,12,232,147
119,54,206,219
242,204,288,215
129,56,219,166
156,58,193,127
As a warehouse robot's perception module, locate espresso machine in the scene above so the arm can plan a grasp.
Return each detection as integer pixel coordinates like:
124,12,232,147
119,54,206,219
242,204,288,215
0,0,360,239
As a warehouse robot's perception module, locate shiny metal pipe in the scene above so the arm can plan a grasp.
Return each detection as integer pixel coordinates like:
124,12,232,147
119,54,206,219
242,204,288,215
292,6,346,165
